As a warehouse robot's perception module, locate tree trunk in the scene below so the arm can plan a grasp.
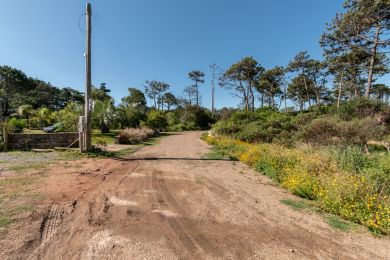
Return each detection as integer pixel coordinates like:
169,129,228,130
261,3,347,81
248,82,255,112
283,79,287,110
301,73,311,111
365,24,381,98
312,71,321,112
298,93,303,112
354,84,358,98
315,91,321,112
337,70,344,110
195,82,199,107
242,83,249,110
100,123,109,133
261,92,264,107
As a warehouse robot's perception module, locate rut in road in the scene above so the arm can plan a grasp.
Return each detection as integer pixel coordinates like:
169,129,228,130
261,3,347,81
151,169,221,257
9,132,390,260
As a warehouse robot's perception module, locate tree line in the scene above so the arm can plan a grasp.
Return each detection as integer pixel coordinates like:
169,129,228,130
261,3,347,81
219,0,389,112
0,63,215,133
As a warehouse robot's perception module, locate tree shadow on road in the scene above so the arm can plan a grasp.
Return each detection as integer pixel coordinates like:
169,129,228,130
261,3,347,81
112,156,232,162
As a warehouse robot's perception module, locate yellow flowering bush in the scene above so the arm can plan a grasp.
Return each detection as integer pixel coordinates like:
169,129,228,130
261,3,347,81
281,166,319,200
204,135,390,234
239,145,263,166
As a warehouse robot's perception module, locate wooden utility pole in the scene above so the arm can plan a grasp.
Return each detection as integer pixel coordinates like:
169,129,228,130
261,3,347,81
84,2,92,151
210,63,218,116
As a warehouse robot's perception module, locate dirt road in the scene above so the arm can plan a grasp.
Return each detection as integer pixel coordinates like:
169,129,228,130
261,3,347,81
2,132,390,259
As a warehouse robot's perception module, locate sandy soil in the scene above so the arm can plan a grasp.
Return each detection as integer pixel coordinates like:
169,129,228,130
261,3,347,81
1,131,389,260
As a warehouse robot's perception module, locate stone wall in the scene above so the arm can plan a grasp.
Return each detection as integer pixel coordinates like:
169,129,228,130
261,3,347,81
7,133,79,150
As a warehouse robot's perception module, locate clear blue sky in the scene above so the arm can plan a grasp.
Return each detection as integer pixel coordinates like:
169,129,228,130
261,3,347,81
1,0,387,109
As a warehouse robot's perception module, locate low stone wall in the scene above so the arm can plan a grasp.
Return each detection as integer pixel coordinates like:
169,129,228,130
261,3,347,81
7,133,79,150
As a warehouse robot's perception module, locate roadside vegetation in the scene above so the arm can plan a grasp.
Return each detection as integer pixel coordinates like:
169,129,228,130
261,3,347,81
202,0,390,235
0,68,214,143
203,133,390,234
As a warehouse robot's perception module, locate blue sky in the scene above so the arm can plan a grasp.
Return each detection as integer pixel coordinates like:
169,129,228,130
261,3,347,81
1,0,387,109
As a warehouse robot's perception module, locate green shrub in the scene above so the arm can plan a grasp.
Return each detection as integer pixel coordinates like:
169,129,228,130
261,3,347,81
116,106,146,128
333,146,373,172
338,98,389,120
212,120,241,135
191,106,214,130
6,118,27,133
213,108,296,144
145,110,168,130
167,124,186,132
53,102,82,132
166,112,179,127
230,110,257,124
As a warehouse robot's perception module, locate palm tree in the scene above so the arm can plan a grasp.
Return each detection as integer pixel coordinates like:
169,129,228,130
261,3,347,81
93,99,116,133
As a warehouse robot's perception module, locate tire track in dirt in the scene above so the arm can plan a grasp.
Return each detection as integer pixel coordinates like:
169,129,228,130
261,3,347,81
151,170,221,257
27,161,140,260
27,204,64,260
112,161,140,192
81,161,143,258
40,204,63,242
150,170,198,256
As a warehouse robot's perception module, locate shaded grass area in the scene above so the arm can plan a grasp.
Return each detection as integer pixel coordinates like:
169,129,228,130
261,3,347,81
92,130,120,145
202,147,227,160
201,134,234,160
92,130,173,147
325,215,356,231
281,199,310,211
142,132,174,146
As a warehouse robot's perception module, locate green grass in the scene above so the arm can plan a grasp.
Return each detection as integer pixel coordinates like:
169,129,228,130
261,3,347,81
0,216,12,228
142,133,173,146
57,150,85,160
85,133,172,158
202,146,230,160
10,205,34,214
0,176,36,187
202,150,226,160
9,163,46,173
92,130,120,145
281,199,309,211
281,199,357,232
325,215,355,231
